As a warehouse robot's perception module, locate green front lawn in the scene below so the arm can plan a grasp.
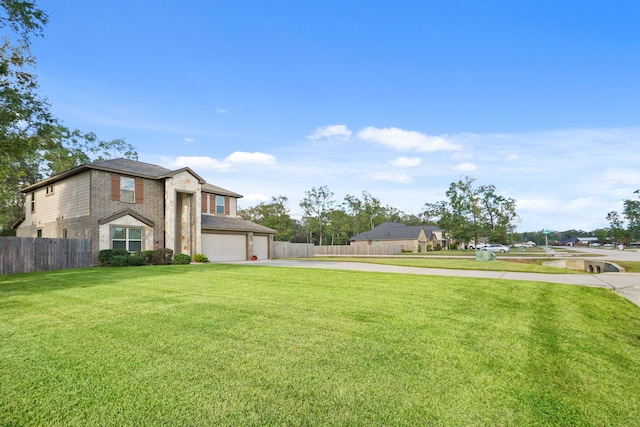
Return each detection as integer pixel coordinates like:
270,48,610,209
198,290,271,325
2,265,640,426
312,256,583,273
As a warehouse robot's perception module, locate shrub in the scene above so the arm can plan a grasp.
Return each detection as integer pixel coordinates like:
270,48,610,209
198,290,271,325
110,255,129,267
127,255,145,266
192,253,209,263
152,248,173,265
142,250,154,264
99,249,129,265
173,253,192,265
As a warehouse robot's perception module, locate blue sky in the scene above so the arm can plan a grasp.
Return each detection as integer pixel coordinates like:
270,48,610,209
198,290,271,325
32,0,640,232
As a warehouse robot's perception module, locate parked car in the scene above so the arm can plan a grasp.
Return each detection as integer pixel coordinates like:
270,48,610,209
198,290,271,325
469,243,487,250
482,244,510,253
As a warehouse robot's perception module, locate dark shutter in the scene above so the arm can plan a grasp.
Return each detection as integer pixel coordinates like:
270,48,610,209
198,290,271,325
225,196,230,215
202,193,208,213
135,178,144,204
111,174,120,201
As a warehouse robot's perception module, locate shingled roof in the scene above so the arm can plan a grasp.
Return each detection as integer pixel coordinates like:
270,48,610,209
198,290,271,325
21,158,210,192
201,215,276,234
350,222,440,241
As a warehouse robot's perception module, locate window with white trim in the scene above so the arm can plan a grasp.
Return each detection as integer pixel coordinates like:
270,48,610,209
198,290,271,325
112,227,142,251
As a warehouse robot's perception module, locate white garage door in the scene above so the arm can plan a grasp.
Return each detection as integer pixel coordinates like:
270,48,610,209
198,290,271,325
253,235,269,260
202,233,246,262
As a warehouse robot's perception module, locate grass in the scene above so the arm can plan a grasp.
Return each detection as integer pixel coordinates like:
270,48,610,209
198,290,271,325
2,265,640,426
312,256,583,273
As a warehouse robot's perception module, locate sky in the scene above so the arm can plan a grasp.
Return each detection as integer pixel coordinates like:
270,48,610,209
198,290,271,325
30,0,640,233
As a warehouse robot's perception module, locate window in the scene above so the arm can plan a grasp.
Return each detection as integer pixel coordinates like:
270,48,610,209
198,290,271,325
30,192,35,213
36,229,42,238
215,195,225,215
120,177,135,203
112,227,142,251
46,184,55,196
63,229,68,239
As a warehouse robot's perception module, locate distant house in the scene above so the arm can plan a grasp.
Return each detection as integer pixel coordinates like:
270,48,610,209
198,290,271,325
557,237,598,247
14,158,276,263
557,238,579,246
349,222,446,251
577,237,599,245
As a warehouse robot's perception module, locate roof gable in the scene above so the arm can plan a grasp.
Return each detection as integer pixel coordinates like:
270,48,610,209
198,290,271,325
350,222,440,241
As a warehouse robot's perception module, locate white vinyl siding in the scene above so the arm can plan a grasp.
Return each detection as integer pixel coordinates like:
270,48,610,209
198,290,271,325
24,172,90,225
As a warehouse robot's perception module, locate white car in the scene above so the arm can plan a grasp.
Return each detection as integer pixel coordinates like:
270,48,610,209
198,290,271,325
482,244,510,253
469,243,487,250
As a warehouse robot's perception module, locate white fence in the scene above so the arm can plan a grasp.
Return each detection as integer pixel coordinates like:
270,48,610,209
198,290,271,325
314,244,404,256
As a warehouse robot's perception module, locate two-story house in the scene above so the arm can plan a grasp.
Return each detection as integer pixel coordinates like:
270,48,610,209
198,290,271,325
14,158,276,262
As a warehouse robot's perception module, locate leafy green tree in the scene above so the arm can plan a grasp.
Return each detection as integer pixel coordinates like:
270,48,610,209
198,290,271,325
606,211,624,243
623,190,640,241
299,185,335,245
343,191,388,233
444,176,476,245
326,207,351,245
0,2,135,232
238,196,296,241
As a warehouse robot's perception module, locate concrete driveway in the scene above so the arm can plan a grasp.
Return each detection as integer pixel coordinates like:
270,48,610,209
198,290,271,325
239,250,640,307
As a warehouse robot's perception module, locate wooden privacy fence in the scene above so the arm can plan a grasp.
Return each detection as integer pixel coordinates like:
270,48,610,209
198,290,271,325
273,242,315,258
314,244,404,256
0,237,92,275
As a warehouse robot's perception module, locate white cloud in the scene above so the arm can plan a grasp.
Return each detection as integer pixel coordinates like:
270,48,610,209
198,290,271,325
164,156,231,172
391,157,421,167
505,153,519,161
225,151,276,165
307,124,352,141
215,107,228,114
452,162,477,172
184,137,195,144
371,172,413,183
358,127,462,152
162,152,275,174
240,193,270,204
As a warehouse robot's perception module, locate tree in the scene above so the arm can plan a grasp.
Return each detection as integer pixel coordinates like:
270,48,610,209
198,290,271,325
623,190,640,241
429,176,518,247
422,201,447,226
343,191,388,234
238,196,296,241
606,211,624,243
444,176,476,245
299,185,335,245
0,2,135,232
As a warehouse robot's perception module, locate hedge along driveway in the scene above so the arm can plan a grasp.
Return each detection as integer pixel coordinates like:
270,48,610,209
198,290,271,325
1,264,640,426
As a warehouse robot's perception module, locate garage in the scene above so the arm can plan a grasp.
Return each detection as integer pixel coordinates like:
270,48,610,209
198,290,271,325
253,235,269,260
201,215,276,262
201,233,246,262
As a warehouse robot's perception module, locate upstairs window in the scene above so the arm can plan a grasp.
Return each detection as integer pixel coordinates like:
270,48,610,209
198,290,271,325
215,195,225,215
120,177,135,203
111,174,143,203
112,227,142,251
46,184,55,196
30,192,35,213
